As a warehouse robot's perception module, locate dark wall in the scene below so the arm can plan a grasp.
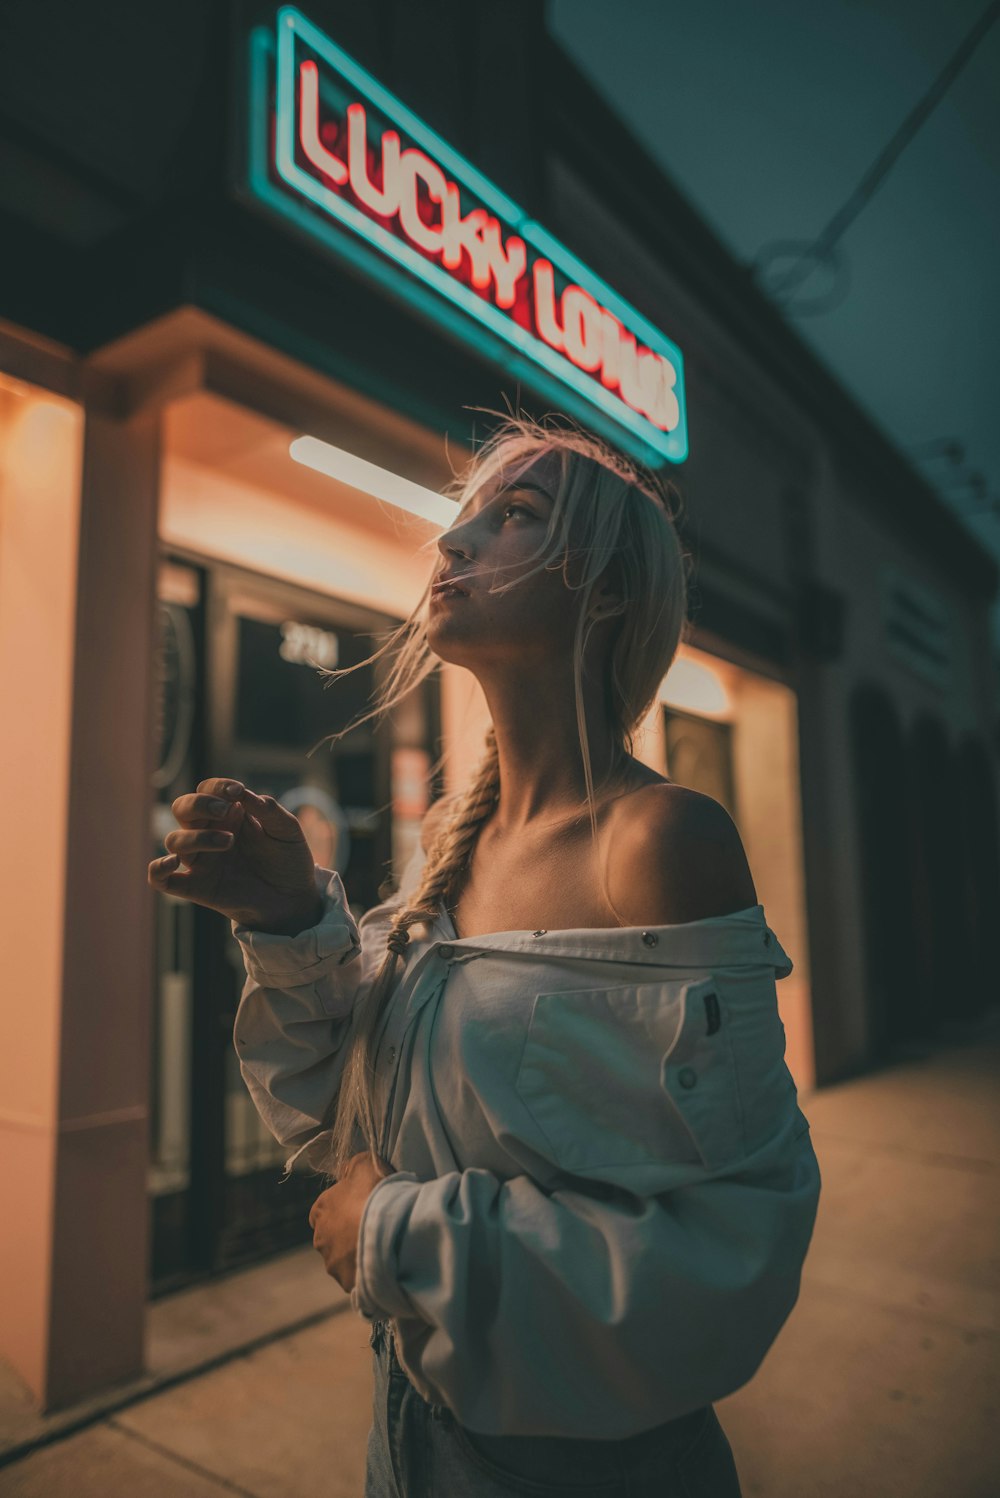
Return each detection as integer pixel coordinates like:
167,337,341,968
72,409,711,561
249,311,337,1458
0,0,544,427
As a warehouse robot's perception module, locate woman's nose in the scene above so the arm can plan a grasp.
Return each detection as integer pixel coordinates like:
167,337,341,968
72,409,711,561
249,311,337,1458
439,532,472,562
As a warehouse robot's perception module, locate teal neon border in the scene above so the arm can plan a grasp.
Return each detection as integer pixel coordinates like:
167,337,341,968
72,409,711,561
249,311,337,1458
246,8,688,466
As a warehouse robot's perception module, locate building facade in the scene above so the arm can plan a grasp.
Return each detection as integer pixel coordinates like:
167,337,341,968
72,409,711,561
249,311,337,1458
1,0,996,1411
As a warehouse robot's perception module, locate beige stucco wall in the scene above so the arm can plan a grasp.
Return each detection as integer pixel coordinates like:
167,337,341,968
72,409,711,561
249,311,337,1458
0,375,84,1399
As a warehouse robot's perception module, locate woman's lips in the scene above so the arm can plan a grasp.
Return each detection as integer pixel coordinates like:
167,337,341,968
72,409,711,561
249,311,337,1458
430,583,469,606
431,578,470,597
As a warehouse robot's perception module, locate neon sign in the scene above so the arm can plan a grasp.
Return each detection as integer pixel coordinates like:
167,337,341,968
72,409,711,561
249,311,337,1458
241,7,688,466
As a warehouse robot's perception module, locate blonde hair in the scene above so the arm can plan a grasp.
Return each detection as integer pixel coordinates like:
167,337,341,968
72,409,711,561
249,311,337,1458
302,409,693,1182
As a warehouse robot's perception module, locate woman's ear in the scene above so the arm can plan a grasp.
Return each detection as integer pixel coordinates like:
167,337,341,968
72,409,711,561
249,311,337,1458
590,556,624,615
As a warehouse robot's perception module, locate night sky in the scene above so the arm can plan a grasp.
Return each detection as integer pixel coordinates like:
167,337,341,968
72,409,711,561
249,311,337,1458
548,0,1000,638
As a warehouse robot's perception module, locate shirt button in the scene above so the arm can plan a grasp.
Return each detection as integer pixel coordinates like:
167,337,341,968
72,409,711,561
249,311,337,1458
763,932,772,947
532,930,547,937
438,944,454,959
387,1045,397,1063
678,1066,698,1089
641,931,658,946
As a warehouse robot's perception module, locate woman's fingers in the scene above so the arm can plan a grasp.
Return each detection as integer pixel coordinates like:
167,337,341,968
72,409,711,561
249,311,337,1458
163,827,234,857
147,852,216,895
172,789,245,825
196,777,245,802
148,777,315,924
147,853,185,891
175,782,300,843
236,789,305,842
167,786,246,871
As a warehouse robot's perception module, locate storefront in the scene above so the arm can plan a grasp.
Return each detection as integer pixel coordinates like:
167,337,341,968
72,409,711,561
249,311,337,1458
1,1,996,1413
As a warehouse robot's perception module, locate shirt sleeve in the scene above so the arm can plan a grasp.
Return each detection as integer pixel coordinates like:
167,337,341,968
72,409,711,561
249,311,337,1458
231,840,430,1178
351,1100,822,1438
231,865,366,1177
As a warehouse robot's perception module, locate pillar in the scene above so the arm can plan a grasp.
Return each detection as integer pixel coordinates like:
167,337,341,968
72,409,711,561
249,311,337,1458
0,378,161,1410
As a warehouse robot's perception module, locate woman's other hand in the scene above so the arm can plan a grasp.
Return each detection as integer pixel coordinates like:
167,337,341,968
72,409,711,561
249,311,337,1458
308,1151,396,1293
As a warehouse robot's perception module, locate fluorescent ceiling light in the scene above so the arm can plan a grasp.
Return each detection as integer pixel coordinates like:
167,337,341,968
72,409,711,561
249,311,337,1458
289,435,458,526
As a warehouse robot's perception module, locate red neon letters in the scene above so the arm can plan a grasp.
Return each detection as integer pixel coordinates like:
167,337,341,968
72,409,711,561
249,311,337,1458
295,60,679,432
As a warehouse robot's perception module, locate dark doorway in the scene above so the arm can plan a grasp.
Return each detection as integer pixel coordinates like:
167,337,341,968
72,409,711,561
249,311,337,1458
848,682,919,1060
148,551,441,1296
955,734,1000,1025
908,714,973,1045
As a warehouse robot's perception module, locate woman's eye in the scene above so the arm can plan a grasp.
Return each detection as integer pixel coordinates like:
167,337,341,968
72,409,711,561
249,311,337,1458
501,503,531,520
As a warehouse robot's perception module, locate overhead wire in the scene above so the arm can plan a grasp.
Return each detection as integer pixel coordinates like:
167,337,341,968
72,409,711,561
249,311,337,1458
755,0,1000,304
752,2,1000,528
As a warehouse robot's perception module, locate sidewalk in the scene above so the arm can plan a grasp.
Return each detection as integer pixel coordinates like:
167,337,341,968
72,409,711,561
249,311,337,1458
2,1008,998,1497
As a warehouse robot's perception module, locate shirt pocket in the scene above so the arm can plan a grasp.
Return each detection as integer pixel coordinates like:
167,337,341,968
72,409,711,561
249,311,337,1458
513,975,746,1177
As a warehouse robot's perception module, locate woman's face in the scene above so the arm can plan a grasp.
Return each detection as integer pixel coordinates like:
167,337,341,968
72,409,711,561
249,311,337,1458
427,453,586,670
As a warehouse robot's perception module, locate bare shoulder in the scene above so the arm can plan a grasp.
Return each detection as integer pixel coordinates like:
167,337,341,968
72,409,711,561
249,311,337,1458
611,782,758,925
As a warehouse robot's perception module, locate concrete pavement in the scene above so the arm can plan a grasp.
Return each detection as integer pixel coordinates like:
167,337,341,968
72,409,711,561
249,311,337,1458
2,1007,997,1497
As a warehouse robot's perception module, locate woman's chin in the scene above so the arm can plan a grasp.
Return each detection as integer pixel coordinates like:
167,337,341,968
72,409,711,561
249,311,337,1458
424,616,471,659
426,638,475,667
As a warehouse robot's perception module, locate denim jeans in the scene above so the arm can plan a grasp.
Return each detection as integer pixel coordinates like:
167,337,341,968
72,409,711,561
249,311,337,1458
363,1318,743,1497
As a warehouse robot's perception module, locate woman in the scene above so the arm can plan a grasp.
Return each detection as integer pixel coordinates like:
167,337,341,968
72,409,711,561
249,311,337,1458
149,413,822,1496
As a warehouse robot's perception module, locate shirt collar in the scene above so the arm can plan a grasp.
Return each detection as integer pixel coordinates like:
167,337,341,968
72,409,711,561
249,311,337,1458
433,901,793,977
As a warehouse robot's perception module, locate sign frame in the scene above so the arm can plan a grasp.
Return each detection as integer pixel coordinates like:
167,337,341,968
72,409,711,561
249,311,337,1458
235,6,688,468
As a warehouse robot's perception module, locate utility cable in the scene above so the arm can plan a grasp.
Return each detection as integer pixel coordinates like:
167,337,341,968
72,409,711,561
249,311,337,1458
755,0,1000,305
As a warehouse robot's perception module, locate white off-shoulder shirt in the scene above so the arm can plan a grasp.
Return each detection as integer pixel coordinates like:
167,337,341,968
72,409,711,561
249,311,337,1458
231,843,821,1440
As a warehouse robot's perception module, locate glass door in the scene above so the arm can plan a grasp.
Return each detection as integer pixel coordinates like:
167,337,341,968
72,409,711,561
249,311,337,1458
149,551,440,1293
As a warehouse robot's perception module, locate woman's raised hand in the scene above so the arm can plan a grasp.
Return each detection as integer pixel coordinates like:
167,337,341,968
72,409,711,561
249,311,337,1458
147,779,324,934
